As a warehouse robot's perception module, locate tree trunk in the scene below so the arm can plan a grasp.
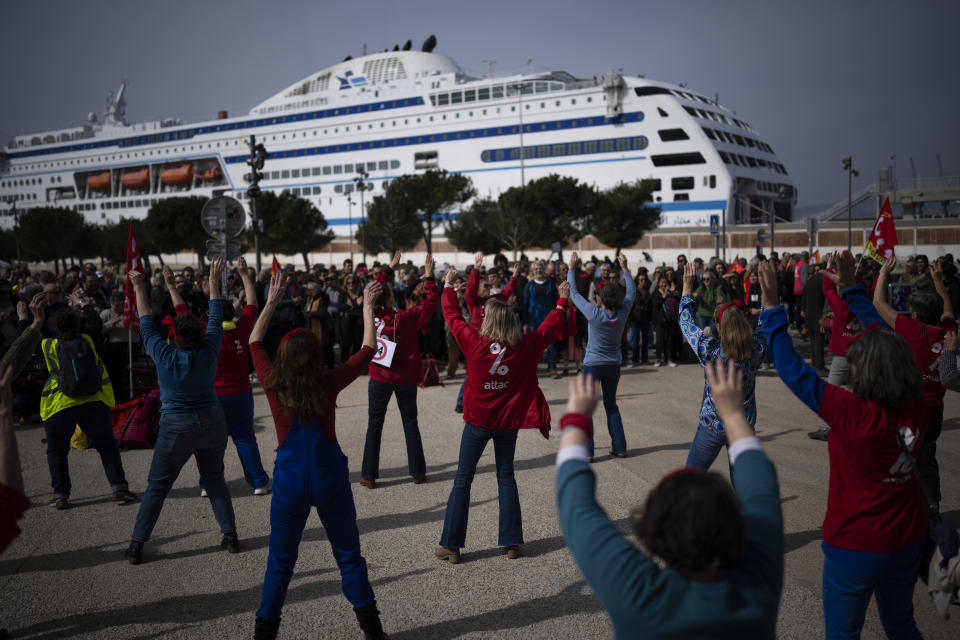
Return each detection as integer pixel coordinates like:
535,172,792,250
426,215,433,255
155,254,165,267
302,252,310,270
53,257,59,275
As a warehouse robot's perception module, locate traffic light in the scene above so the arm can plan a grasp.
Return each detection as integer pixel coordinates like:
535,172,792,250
246,185,261,199
245,137,268,199
842,157,851,171
243,171,264,184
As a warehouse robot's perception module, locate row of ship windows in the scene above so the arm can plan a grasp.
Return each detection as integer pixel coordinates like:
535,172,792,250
2,175,64,188
636,87,756,132
701,126,774,154
266,159,400,180
7,100,610,174
718,151,787,174
480,136,648,162
682,105,758,135
429,81,568,106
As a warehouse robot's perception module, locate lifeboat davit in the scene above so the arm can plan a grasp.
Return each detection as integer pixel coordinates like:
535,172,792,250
197,166,223,182
159,163,194,185
120,167,149,189
86,172,111,191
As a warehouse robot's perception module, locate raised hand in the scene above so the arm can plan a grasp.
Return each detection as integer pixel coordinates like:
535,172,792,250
445,267,459,287
424,254,435,277
822,250,856,290
28,293,47,327
209,257,225,283
512,263,521,280
565,373,601,417
558,281,571,299
682,262,697,297
474,252,484,269
568,251,579,272
162,265,176,289
265,272,287,307
16,301,28,323
390,250,402,270
128,269,146,288
825,251,836,271
758,260,779,308
364,282,382,310
704,359,744,423
617,253,628,272
237,256,249,275
930,258,944,286
879,254,897,277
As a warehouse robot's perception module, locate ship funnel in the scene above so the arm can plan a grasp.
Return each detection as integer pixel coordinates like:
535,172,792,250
402,39,412,51
343,55,353,62
392,44,399,51
421,35,437,52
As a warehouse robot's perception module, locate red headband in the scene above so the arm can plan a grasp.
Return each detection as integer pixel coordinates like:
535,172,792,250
716,300,747,326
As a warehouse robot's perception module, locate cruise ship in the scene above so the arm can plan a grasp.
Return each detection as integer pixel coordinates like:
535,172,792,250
0,36,796,246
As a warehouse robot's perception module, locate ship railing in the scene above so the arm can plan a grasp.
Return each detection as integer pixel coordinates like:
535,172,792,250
882,176,960,192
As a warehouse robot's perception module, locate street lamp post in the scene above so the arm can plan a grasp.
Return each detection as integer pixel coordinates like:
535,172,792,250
346,194,354,264
354,166,368,265
842,157,860,251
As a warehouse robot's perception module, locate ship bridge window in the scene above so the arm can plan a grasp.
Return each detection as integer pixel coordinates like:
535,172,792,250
390,160,400,169
464,89,476,102
291,169,300,178
651,152,706,167
450,92,462,104
344,164,353,173
312,167,321,176
671,177,695,190
703,129,716,141
281,170,290,179
378,160,388,170
322,166,331,175
658,128,690,142
415,151,439,170
719,152,730,164
491,85,504,99
478,87,490,100
634,87,673,97
333,165,342,174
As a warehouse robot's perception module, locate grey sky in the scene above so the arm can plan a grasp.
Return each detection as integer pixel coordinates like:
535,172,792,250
2,0,957,214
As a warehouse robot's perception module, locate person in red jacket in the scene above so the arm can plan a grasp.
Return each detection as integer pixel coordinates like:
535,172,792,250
454,254,520,412
758,256,928,638
435,267,573,563
359,254,438,488
249,273,388,640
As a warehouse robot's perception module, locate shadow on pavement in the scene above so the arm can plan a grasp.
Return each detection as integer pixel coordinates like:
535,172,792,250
356,497,496,535
10,566,432,639
391,580,603,639
352,452,559,487
784,528,822,553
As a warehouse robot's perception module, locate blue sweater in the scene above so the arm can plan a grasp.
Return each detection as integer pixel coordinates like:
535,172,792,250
567,269,636,366
140,299,223,414
556,449,783,639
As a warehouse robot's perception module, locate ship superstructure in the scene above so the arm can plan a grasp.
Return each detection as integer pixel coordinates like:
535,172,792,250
1,37,796,239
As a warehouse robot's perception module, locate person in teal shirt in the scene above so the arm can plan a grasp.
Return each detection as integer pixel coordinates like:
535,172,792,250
555,365,784,639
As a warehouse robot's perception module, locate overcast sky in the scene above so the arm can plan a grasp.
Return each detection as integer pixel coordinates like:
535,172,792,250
2,0,957,214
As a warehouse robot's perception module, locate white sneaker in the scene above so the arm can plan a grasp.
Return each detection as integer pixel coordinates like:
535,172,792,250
200,488,208,498
254,482,272,496
668,361,678,367
654,361,663,367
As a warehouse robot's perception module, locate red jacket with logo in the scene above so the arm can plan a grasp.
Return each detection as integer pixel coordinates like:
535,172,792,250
215,305,257,395
442,287,571,437
895,314,956,407
368,279,438,385
464,268,519,331
822,274,861,357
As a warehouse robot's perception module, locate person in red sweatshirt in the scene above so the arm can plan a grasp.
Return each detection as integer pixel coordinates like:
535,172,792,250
359,254,438,488
454,254,520,412
249,273,387,640
435,267,573,563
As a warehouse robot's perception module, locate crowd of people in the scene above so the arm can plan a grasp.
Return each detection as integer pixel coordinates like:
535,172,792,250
0,245,958,638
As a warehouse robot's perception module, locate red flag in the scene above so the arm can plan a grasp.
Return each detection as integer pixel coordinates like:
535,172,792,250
271,256,280,275
865,197,898,265
123,223,143,331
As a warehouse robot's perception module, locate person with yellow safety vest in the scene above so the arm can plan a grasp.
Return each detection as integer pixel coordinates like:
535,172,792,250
41,307,136,510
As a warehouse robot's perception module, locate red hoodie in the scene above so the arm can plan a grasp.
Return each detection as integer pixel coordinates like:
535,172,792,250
368,279,438,385
464,268,519,331
442,287,571,437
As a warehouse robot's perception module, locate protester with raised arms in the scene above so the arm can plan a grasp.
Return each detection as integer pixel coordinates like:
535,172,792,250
124,258,238,565
555,366,783,637
436,267,572,563
565,251,635,459
679,262,766,469
249,271,387,640
758,253,929,638
359,254,437,488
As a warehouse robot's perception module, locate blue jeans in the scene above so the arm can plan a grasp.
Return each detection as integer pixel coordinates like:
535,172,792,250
43,401,129,499
685,422,728,470
362,379,426,480
440,423,521,548
257,426,374,621
216,391,269,489
582,364,626,457
822,537,924,639
456,369,467,410
628,323,651,364
132,405,236,542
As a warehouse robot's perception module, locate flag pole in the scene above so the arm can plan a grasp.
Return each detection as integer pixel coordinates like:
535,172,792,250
127,327,133,401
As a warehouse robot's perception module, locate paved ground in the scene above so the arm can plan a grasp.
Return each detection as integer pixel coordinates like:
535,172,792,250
2,352,958,639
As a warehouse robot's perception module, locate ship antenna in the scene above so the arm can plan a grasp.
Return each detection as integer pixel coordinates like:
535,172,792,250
482,60,496,77
526,58,533,73
362,43,367,56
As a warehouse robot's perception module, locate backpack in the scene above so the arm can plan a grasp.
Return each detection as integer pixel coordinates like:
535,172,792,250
54,338,102,397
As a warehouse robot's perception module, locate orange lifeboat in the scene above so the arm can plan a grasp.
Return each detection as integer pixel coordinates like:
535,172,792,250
197,166,223,182
86,172,111,191
159,163,194,185
121,167,149,189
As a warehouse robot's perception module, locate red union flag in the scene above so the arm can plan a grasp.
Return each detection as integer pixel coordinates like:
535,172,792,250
864,197,898,265
123,223,143,330
271,256,280,275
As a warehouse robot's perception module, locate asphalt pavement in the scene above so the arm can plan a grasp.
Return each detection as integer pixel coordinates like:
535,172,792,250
1,354,958,639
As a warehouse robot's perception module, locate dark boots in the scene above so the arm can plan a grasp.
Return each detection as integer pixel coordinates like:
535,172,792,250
253,617,280,640
354,603,388,639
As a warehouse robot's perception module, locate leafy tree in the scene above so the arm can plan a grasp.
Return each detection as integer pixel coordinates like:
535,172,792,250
377,169,475,254
589,180,661,254
0,228,20,264
517,174,597,249
444,198,504,255
17,207,85,273
97,218,158,269
356,192,422,256
256,191,334,269
143,196,209,266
